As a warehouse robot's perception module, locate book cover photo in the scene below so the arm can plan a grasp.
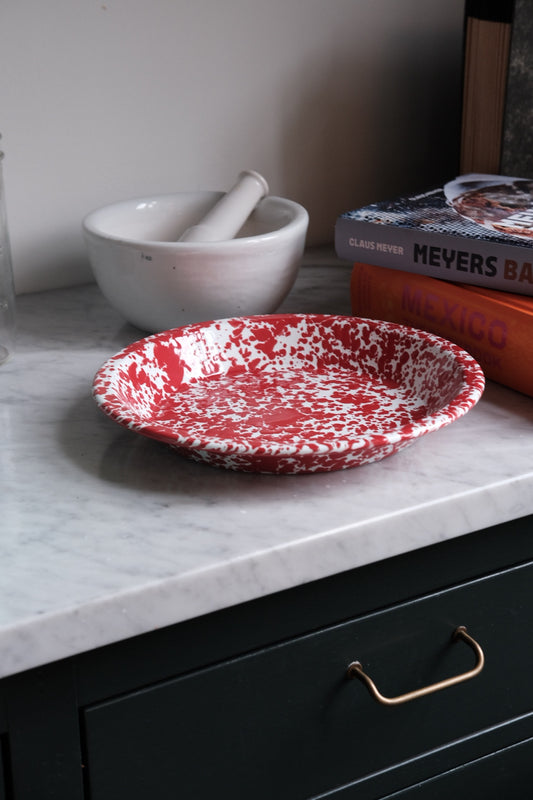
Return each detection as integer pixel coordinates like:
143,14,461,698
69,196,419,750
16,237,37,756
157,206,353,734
335,174,533,296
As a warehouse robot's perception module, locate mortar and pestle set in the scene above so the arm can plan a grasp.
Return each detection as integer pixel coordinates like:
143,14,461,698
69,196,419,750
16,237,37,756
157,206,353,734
83,170,308,333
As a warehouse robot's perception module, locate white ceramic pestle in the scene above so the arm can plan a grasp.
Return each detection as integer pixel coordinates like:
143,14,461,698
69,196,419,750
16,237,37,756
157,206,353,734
178,170,269,242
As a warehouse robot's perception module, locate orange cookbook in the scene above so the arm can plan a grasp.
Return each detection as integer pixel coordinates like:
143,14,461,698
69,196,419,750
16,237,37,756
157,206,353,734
350,261,533,397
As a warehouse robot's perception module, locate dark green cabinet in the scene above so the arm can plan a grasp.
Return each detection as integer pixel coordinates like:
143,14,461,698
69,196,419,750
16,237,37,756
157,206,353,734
82,559,533,800
1,514,533,799
377,737,533,799
0,748,6,800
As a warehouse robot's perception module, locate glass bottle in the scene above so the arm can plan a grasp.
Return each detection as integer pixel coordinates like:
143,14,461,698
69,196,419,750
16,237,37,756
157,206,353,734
0,142,16,364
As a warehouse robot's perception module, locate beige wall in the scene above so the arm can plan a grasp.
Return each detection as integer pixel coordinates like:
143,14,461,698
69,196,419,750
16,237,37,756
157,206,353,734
0,0,464,293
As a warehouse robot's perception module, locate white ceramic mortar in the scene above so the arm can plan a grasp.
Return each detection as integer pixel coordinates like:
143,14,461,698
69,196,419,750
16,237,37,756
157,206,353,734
83,191,309,332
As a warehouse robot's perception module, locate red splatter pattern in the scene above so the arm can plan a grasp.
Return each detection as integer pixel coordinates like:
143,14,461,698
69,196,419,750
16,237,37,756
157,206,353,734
92,314,485,473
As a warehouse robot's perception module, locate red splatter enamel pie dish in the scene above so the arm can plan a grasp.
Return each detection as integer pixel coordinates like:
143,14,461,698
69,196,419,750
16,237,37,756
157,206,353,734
92,314,485,474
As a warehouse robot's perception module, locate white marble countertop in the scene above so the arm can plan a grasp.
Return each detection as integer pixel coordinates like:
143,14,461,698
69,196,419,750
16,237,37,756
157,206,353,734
2,251,533,679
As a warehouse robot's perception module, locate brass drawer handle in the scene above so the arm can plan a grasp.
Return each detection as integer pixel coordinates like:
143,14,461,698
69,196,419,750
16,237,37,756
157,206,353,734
347,626,484,706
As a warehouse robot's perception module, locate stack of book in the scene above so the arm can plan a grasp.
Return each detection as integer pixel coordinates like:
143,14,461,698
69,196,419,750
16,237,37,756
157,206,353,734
334,174,533,397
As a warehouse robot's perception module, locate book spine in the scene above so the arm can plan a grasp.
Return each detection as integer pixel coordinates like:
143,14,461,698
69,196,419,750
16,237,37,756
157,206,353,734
350,262,533,397
335,216,533,297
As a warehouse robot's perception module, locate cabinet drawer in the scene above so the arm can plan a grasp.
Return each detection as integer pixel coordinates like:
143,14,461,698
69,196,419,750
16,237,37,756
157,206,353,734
83,561,533,800
378,735,533,799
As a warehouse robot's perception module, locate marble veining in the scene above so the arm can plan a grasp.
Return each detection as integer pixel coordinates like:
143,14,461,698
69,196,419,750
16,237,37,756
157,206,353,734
1,252,533,678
